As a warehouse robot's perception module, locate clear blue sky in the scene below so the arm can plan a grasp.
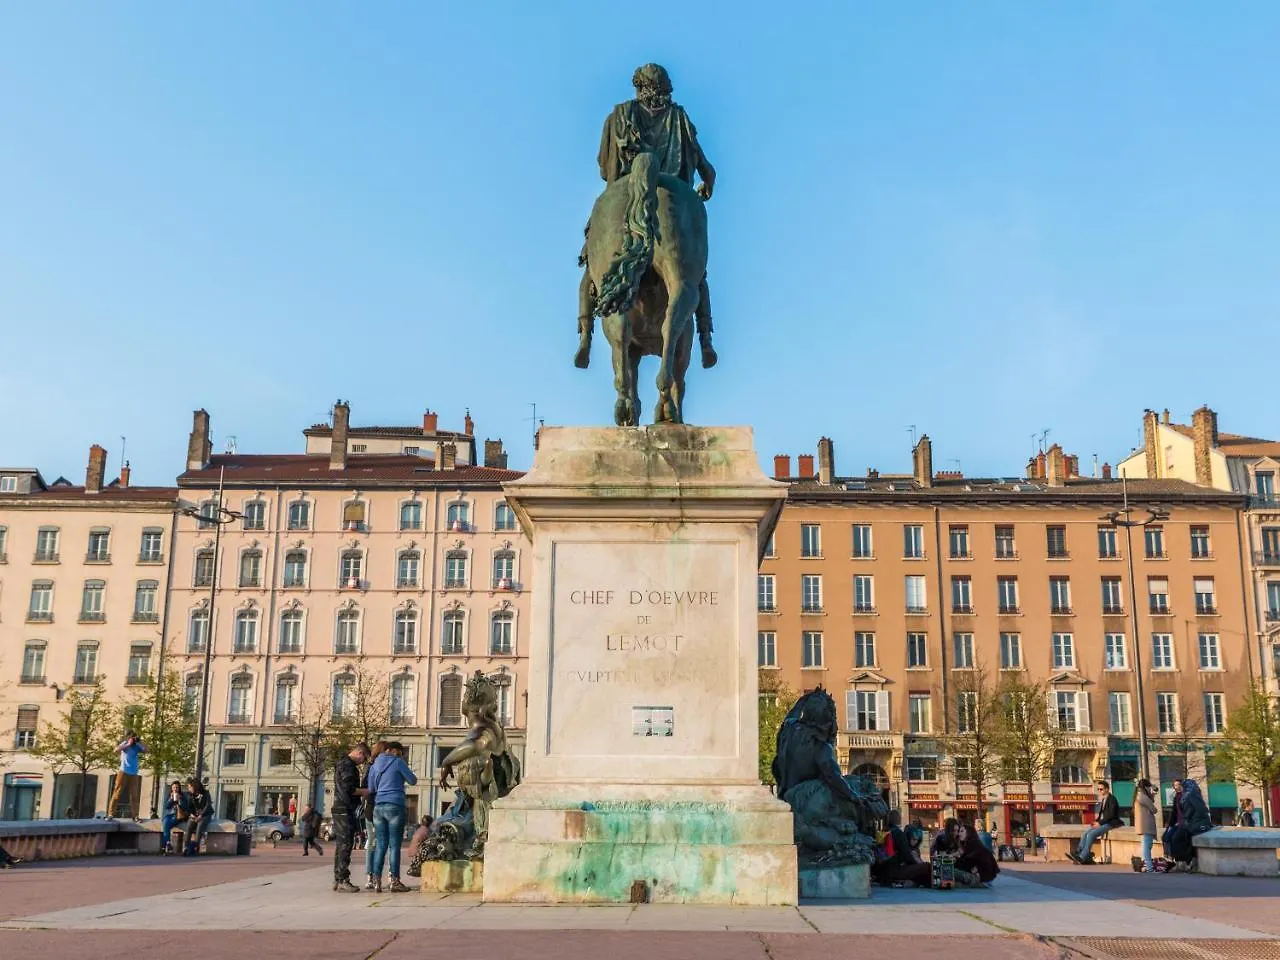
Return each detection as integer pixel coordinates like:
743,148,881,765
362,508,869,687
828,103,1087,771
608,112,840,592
3,2,1278,485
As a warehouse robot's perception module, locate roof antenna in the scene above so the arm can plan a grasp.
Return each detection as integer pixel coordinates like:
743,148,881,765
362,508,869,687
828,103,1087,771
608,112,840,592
906,424,917,446
226,435,238,455
1032,428,1051,454
119,436,127,477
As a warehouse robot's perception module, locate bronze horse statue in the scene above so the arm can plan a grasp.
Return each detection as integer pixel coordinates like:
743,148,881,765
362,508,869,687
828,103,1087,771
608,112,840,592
584,151,708,426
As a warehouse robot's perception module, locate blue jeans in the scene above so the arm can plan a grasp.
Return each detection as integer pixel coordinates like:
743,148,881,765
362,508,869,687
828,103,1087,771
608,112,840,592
371,803,406,879
161,814,176,849
1077,823,1113,859
364,818,375,875
1141,833,1154,870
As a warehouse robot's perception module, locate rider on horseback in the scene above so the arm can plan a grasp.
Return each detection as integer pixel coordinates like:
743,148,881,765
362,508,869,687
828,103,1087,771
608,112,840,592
576,64,718,371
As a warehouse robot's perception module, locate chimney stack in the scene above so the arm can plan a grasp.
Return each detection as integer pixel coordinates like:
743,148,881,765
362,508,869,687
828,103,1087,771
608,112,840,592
85,445,107,493
186,409,212,472
1162,408,1171,425
484,439,508,469
1192,405,1218,486
423,410,439,434
1102,462,1113,480
1142,409,1159,478
817,437,835,485
464,411,474,436
1064,454,1079,479
912,435,933,489
773,455,791,480
1046,444,1066,487
797,454,815,479
441,442,458,470
330,400,350,471
119,461,131,488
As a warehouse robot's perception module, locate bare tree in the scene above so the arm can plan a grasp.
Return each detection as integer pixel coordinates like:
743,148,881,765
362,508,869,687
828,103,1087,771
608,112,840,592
29,679,120,818
331,664,393,750
994,675,1067,846
946,661,1004,828
282,694,344,812
1161,696,1207,782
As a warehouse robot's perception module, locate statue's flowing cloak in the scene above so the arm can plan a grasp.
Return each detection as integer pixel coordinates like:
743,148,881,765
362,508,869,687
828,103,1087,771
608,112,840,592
598,101,707,185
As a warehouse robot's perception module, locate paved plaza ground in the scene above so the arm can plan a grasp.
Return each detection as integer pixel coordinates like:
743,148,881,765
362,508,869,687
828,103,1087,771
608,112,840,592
2,846,1279,959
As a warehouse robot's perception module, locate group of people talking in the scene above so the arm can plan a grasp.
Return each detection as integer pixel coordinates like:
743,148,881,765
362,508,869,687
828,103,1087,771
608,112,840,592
872,810,1000,888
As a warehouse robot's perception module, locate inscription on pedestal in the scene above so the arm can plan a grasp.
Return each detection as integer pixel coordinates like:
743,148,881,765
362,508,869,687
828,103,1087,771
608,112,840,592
547,539,738,760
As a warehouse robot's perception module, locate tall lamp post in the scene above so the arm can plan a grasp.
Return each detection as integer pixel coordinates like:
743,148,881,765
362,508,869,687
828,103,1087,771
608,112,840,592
1100,476,1169,782
180,468,242,785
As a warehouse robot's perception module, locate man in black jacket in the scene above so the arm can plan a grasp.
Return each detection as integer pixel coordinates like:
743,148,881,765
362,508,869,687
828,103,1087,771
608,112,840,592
331,742,370,892
1069,781,1124,865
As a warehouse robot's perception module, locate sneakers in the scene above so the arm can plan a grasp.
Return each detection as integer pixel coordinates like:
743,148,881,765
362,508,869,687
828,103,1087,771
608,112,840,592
1066,851,1082,864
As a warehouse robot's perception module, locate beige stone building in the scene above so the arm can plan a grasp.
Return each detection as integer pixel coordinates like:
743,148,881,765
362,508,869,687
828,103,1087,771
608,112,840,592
760,436,1256,836
171,403,526,822
0,450,178,819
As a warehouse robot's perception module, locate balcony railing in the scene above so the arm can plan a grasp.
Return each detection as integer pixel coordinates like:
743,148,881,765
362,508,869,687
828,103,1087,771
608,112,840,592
139,551,164,564
227,713,251,725
905,605,928,615
34,551,59,563
801,603,824,614
79,611,105,623
1254,552,1280,567
1050,605,1073,615
1149,600,1170,614
493,578,516,591
998,604,1020,615
759,602,777,613
19,674,45,685
396,578,420,589
952,604,974,614
853,603,875,614
85,552,111,563
1195,601,1218,615
1266,610,1280,623
132,611,159,623
444,577,467,590
73,673,95,685
272,713,296,726
27,611,52,623
1102,603,1125,615
125,674,151,687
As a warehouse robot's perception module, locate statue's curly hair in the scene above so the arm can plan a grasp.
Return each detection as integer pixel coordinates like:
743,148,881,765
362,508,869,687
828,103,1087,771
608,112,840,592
463,670,499,719
632,63,672,94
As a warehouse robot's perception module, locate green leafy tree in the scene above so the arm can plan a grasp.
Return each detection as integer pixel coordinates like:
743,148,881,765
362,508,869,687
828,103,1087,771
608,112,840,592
946,660,1005,827
758,669,799,786
30,678,120,817
994,675,1067,844
124,670,197,813
1210,683,1280,827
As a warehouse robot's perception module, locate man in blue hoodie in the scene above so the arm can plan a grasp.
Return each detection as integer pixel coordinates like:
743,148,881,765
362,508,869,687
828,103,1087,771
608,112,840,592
366,741,417,892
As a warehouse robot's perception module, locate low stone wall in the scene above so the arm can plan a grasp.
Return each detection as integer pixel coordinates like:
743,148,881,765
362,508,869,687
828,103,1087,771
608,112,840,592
0,820,161,862
1039,824,1146,864
1193,827,1280,878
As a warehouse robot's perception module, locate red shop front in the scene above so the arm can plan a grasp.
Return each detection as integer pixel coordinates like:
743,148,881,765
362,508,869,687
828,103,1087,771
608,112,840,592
1053,793,1095,825
1001,794,1050,840
905,791,942,830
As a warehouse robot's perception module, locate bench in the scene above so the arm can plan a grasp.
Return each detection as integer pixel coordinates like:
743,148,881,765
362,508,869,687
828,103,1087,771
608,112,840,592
0,819,162,861
1192,827,1280,877
1039,824,1145,865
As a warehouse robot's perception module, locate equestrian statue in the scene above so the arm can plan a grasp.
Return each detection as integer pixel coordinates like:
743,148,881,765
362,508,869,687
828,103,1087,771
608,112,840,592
575,63,718,426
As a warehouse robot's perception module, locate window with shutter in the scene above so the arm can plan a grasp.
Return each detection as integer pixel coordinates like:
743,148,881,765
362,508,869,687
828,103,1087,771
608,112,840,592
15,705,38,749
439,674,463,725
876,691,890,731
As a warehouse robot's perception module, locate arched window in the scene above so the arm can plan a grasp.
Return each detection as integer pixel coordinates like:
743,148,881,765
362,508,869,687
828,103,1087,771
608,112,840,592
234,610,259,654
1052,764,1091,785
188,608,209,653
492,550,515,589
396,550,421,589
441,610,465,655
447,502,470,531
393,610,418,655
242,499,267,531
287,499,311,531
283,550,307,587
279,610,304,654
194,548,215,587
340,550,363,588
331,672,355,719
335,609,360,654
438,673,463,725
273,673,298,724
228,672,253,724
400,501,422,531
239,549,263,588
182,672,203,718
490,611,514,655
343,501,366,532
390,673,416,725
494,502,517,531
444,550,468,589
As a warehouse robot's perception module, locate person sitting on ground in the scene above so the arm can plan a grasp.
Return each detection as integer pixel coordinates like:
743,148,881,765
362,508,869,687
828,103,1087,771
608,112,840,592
930,817,960,858
906,818,925,863
1069,781,1123,865
1168,778,1212,871
955,822,1000,885
976,820,994,853
183,777,213,855
161,780,189,855
871,810,934,887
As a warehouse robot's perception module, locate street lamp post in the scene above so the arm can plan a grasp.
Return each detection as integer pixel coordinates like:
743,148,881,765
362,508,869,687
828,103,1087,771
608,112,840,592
1101,475,1169,783
181,468,242,785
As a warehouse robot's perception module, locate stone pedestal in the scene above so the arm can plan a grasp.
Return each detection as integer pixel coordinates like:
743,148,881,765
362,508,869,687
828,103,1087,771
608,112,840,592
483,426,797,905
423,859,484,893
798,864,870,900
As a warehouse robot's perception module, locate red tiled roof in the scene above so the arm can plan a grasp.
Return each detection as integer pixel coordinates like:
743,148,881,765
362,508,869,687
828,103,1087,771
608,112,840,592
1166,423,1280,458
9,484,179,503
179,453,521,487
788,475,1243,504
304,424,472,441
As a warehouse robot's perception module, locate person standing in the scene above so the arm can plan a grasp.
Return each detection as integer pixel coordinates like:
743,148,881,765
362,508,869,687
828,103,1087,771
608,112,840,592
106,732,147,819
1069,782,1123,865
299,804,324,856
1134,778,1159,872
366,741,418,893
332,742,370,892
182,778,213,855
361,741,387,890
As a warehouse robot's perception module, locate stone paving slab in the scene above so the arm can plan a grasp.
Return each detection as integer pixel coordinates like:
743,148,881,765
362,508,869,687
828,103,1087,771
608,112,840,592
4,863,1275,943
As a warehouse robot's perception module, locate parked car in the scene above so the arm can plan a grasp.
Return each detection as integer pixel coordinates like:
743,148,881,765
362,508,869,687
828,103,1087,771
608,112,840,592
240,815,294,842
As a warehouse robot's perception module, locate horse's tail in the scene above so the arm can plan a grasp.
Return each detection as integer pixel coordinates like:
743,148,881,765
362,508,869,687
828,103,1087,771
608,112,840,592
595,151,660,317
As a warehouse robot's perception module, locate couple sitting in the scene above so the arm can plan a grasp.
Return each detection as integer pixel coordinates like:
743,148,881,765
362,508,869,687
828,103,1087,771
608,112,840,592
872,811,999,888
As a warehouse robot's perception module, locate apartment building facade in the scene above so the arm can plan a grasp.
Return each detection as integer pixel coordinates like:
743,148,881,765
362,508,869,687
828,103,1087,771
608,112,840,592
760,437,1256,837
172,404,527,822
0,449,178,819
